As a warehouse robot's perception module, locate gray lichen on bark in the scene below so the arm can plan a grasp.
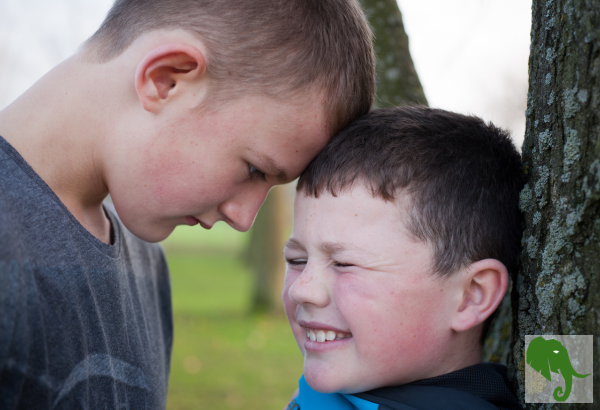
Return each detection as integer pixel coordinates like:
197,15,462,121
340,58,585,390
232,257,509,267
510,0,600,407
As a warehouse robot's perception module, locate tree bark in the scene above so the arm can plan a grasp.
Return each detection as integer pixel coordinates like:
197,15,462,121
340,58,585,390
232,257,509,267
509,0,600,407
360,0,427,107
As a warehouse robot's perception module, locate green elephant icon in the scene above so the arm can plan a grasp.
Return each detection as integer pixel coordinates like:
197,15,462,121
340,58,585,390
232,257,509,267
526,336,590,401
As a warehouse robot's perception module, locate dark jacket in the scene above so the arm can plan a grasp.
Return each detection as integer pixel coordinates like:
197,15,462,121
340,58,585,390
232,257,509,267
291,363,523,410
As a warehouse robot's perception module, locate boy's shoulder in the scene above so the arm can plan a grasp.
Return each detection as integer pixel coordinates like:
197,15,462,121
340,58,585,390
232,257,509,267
354,364,523,410
0,135,162,261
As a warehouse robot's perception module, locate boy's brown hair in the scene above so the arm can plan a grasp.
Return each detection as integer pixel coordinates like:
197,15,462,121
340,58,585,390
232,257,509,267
298,106,524,279
84,0,376,132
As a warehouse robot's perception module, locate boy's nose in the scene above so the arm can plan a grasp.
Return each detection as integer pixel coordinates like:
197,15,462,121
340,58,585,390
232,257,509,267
219,185,272,232
288,265,330,308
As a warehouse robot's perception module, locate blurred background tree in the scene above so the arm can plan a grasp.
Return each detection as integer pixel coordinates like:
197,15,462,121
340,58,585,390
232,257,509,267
362,0,427,107
244,186,288,314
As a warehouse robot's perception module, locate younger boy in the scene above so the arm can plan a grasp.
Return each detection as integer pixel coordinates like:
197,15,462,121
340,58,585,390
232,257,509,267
0,1,375,408
283,106,524,410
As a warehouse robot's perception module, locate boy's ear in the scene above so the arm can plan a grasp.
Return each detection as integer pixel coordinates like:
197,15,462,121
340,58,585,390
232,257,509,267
135,43,206,113
450,259,508,333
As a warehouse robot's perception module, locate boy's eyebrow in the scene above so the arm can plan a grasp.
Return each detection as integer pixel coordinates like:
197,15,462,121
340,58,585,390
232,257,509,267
321,242,348,254
284,238,304,251
284,239,360,255
254,151,289,183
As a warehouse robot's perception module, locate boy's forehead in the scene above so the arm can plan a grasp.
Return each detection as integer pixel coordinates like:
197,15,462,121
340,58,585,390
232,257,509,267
294,184,412,223
291,187,418,249
193,93,331,176
288,187,440,280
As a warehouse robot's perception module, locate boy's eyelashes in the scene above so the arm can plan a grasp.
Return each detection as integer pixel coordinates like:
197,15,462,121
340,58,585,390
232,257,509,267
284,258,355,268
286,258,307,266
248,163,267,182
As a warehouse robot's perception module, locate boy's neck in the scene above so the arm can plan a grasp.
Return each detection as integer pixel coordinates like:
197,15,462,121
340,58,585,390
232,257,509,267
412,327,483,384
0,54,124,244
438,329,483,376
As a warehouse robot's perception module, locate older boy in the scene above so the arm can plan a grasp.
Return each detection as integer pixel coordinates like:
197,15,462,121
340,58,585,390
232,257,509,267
0,0,375,408
283,107,523,410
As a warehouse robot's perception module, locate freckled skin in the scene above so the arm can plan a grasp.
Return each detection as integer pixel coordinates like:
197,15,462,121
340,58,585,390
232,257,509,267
106,94,329,242
283,186,473,394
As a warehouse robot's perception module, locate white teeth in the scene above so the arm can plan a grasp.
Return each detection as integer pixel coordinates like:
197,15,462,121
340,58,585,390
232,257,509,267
306,328,351,342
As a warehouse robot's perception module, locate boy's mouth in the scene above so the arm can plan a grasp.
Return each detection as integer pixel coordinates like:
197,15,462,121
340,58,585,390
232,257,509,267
306,328,352,343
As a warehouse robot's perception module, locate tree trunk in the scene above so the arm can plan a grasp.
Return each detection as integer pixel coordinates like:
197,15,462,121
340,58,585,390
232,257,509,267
245,186,288,314
509,0,600,407
360,0,427,107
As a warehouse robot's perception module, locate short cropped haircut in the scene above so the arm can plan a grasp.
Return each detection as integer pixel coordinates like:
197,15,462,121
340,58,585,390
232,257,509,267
84,0,376,132
297,106,524,278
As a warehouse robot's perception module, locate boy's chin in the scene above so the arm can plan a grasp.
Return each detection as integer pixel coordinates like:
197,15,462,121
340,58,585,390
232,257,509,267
304,368,361,395
120,222,174,243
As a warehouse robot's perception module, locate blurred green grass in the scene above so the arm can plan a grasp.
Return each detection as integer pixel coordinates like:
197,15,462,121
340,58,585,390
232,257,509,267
164,224,303,410
162,222,250,255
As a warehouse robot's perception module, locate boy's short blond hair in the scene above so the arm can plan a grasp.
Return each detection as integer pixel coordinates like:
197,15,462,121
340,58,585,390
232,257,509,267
85,0,376,132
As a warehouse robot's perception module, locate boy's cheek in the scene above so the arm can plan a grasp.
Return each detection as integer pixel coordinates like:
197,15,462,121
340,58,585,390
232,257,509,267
281,271,295,308
333,273,380,308
333,273,444,364
282,273,306,353
281,281,294,322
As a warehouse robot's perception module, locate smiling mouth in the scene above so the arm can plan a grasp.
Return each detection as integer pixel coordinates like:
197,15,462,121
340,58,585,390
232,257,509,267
306,328,352,343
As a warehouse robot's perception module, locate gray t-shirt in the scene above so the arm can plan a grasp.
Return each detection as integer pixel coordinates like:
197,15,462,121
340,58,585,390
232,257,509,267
0,136,172,409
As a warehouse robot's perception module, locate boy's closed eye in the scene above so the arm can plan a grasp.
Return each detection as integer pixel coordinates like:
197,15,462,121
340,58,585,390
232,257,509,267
332,261,354,268
286,258,307,266
285,258,356,269
248,163,267,182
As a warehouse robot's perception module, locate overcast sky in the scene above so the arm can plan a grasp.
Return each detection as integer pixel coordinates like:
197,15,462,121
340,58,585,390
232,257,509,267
0,0,532,146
